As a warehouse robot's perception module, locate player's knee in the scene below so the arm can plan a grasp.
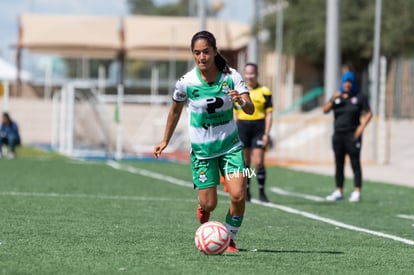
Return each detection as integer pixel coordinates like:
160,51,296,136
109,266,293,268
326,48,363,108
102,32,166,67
229,192,245,204
200,200,217,212
202,203,217,212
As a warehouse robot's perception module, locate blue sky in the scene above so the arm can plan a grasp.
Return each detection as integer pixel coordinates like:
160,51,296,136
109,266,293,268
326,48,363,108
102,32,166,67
0,0,250,64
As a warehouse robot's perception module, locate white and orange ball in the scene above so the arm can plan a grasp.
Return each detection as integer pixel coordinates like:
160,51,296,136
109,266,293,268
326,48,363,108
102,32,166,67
194,221,230,255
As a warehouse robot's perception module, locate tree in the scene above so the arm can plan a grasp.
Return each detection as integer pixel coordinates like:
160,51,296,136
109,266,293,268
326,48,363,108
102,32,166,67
261,0,414,71
127,0,221,17
127,0,157,15
127,0,192,16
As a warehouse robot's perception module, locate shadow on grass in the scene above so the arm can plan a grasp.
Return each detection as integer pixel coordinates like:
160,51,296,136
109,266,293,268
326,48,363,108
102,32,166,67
238,248,344,254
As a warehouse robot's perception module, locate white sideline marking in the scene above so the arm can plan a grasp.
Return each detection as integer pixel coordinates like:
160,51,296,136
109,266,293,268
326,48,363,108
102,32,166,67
107,161,414,246
0,191,195,203
397,215,414,227
252,199,414,246
270,187,325,202
397,214,414,221
107,160,226,197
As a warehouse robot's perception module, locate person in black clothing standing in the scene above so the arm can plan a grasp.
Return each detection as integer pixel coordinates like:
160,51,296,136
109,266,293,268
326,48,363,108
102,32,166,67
323,72,373,202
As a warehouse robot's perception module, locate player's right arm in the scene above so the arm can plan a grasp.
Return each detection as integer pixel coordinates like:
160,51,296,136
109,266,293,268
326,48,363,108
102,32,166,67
323,91,341,113
153,101,185,158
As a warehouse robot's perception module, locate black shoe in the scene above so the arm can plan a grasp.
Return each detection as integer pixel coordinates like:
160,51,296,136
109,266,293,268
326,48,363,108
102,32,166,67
246,190,251,202
259,193,269,203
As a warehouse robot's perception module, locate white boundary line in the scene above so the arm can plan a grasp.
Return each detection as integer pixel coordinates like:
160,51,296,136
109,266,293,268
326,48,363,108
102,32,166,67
397,214,414,221
252,199,414,245
106,161,227,197
0,191,196,203
397,214,414,227
270,187,325,202
106,161,414,246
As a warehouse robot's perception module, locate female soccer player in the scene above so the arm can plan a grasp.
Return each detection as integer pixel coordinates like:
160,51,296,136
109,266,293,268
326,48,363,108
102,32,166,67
323,71,372,202
153,31,254,252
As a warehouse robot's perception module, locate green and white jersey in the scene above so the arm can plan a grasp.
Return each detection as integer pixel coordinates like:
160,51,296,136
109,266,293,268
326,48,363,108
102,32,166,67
172,67,249,159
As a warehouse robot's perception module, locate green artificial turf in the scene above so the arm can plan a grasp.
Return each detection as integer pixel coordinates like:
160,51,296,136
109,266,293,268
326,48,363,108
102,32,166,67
0,147,413,274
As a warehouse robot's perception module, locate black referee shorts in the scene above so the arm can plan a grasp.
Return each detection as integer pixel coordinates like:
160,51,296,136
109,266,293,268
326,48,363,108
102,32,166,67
237,119,265,149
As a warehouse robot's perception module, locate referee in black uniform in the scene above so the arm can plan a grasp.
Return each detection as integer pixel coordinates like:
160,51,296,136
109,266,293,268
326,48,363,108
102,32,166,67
323,72,373,202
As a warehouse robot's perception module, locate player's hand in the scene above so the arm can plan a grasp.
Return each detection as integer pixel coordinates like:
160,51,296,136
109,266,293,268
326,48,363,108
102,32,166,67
262,134,269,147
153,141,168,158
354,126,364,140
228,90,243,105
332,91,341,100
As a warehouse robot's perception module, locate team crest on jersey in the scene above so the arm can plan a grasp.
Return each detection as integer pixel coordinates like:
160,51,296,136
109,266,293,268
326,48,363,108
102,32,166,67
199,172,207,183
351,97,358,104
222,82,230,94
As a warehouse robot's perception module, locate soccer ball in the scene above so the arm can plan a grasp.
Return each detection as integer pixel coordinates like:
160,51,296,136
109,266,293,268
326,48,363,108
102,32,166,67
194,221,230,255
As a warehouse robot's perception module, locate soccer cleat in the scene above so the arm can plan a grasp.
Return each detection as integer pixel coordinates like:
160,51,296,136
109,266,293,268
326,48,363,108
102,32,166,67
349,191,361,202
259,192,269,203
220,176,228,193
325,190,343,201
225,239,239,253
197,205,210,224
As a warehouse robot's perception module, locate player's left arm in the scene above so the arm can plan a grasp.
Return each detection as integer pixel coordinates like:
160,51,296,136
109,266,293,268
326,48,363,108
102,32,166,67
229,70,254,115
240,92,255,115
354,109,373,139
263,89,273,145
354,94,373,139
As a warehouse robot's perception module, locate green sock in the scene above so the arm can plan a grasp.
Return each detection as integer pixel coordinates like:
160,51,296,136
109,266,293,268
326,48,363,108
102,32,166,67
225,213,243,240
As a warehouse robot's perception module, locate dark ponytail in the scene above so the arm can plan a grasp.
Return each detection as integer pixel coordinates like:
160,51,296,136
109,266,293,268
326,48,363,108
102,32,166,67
215,53,231,74
191,31,231,74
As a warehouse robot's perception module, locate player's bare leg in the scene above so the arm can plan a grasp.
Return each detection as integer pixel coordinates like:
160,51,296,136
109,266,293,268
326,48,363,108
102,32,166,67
197,187,217,224
224,173,246,252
